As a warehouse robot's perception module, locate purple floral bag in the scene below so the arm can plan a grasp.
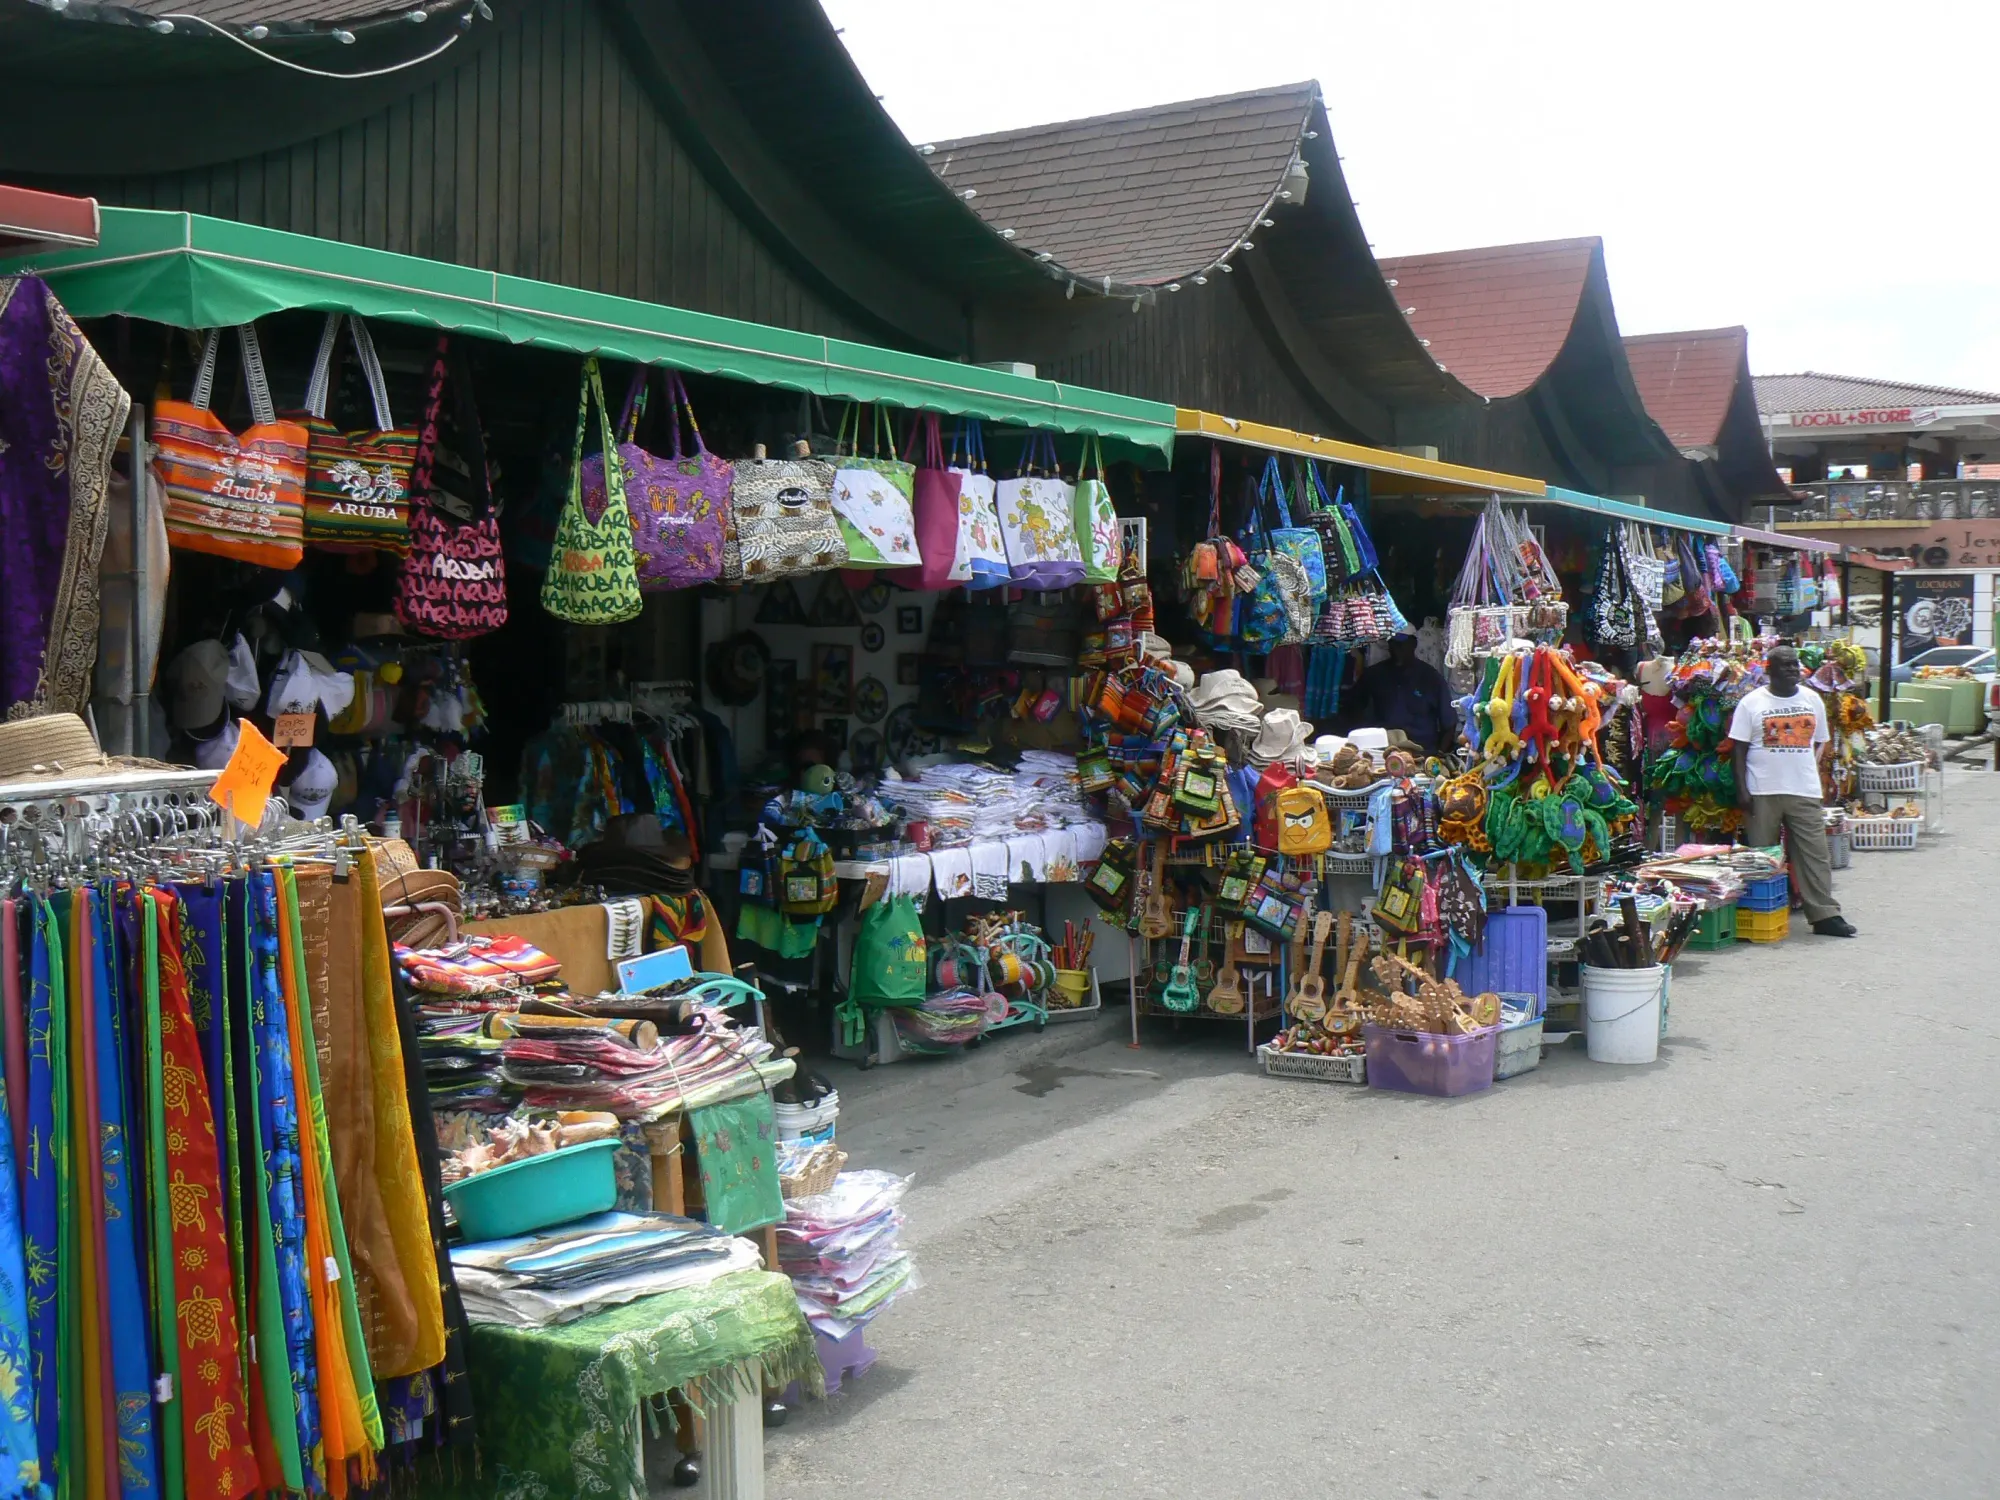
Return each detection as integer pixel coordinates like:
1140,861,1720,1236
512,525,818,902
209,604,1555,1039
582,368,731,590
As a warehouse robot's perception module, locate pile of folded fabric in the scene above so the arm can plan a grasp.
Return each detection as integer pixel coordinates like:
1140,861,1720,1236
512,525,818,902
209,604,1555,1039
777,1170,917,1340
415,1011,510,1113
500,1016,775,1118
451,1211,761,1328
397,933,565,999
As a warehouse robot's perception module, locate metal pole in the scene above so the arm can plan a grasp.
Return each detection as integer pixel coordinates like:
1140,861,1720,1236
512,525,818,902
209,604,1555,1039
129,405,151,759
1877,571,1894,725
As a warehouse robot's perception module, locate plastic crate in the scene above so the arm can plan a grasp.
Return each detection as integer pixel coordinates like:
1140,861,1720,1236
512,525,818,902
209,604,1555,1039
1857,761,1923,793
1735,906,1791,943
1363,1023,1498,1097
1687,904,1736,950
1494,1018,1545,1080
1848,814,1921,851
1736,874,1790,913
1258,1043,1367,1085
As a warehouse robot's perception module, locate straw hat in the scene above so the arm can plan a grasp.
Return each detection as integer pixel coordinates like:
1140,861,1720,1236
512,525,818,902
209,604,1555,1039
1248,707,1313,766
0,713,114,783
1189,669,1263,731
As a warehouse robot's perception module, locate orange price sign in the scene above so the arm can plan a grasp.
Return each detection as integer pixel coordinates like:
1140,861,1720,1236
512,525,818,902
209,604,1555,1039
207,718,287,829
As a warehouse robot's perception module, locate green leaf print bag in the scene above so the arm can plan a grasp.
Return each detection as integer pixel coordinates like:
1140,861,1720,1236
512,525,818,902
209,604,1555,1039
849,894,928,1008
541,356,645,625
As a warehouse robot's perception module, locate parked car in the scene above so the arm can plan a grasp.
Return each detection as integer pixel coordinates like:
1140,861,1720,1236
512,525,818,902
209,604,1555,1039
1890,645,1994,685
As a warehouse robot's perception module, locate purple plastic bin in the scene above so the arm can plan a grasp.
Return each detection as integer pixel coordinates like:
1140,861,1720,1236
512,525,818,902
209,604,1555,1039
1363,1022,1499,1097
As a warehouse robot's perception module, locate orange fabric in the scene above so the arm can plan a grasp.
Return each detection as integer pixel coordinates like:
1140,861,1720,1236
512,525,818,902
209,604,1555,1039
151,398,307,569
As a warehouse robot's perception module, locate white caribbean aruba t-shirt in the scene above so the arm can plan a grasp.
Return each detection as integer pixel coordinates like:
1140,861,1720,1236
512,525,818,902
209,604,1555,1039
1727,686,1829,799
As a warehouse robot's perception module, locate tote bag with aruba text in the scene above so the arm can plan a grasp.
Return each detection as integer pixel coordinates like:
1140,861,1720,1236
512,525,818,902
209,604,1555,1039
152,324,308,569
541,357,645,625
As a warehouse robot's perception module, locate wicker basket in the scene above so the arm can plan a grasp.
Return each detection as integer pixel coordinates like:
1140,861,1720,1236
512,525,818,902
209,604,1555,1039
779,1143,847,1199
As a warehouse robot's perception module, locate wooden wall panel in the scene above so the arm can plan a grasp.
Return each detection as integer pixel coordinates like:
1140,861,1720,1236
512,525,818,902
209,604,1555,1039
67,0,869,344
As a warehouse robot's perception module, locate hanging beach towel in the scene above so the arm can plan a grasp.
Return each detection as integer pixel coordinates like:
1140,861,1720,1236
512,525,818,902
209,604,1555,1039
1073,434,1122,584
831,405,921,567
583,367,730,591
394,333,508,639
541,357,644,625
153,324,308,568
996,431,1085,589
887,413,965,591
949,419,1012,589
292,312,418,553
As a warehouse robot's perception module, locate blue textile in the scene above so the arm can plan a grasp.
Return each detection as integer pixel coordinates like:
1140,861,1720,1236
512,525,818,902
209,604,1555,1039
21,901,60,1491
249,872,321,1483
83,886,159,1496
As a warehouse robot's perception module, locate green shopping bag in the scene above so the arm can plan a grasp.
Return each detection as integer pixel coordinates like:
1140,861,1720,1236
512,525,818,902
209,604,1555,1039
1073,434,1122,584
541,356,644,624
849,894,928,1007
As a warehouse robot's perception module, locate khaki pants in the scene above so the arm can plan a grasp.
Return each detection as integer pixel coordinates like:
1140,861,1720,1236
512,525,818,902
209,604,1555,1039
1746,794,1840,922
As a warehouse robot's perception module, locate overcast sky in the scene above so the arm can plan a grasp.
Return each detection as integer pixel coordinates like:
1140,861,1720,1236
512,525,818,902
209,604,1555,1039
824,0,2000,394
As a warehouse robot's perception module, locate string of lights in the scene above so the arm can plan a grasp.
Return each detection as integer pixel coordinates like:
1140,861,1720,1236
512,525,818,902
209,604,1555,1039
31,0,488,80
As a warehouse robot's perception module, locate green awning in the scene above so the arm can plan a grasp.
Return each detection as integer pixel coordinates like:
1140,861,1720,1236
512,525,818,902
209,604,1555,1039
1,207,1177,460
1541,486,1731,537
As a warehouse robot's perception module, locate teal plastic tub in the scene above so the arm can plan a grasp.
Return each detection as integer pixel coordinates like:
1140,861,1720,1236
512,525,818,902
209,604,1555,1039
444,1138,622,1243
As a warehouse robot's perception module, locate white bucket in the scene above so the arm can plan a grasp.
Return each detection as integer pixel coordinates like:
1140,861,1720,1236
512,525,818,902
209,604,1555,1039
1582,965,1666,1065
775,1092,840,1146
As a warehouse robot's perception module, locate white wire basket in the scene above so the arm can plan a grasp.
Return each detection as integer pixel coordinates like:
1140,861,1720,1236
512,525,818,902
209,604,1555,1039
1847,815,1921,852
1857,761,1924,793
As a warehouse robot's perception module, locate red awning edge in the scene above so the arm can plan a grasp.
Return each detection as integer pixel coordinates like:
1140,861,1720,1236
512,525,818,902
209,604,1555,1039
0,184,100,255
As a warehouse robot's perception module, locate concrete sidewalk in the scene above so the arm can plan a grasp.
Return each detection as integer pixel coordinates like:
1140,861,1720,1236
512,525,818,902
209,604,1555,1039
767,770,2000,1499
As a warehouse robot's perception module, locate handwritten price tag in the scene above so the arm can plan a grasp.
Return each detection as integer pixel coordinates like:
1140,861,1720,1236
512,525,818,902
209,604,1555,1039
207,719,286,829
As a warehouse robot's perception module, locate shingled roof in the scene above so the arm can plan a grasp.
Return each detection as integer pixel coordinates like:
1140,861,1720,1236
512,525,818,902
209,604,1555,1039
1754,371,2000,416
1623,327,1750,451
924,83,1317,288
1375,238,1597,398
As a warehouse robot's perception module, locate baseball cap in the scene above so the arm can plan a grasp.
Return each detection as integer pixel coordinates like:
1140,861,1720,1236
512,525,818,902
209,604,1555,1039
189,718,239,772
266,650,357,720
224,634,261,712
286,749,338,821
167,641,229,731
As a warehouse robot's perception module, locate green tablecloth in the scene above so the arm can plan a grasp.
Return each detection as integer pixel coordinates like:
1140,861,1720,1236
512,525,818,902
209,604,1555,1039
427,1270,819,1500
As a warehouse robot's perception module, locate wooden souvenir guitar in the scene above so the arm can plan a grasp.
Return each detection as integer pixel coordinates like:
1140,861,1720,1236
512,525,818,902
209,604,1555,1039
1139,841,1173,940
1286,911,1336,1022
1325,913,1369,1036
1207,927,1248,1015
1160,909,1201,1012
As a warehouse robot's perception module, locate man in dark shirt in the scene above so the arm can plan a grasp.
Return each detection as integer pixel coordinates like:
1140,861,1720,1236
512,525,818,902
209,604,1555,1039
1349,634,1458,754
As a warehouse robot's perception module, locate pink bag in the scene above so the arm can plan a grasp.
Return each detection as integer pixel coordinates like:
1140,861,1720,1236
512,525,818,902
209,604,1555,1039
394,334,508,640
888,413,964,591
582,368,730,591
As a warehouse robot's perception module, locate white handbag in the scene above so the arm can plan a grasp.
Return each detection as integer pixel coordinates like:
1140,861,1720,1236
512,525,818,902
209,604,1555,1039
995,431,1085,590
831,405,921,568
949,420,1012,588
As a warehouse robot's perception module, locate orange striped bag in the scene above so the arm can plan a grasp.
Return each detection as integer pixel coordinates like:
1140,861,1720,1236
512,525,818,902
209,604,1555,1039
151,324,308,569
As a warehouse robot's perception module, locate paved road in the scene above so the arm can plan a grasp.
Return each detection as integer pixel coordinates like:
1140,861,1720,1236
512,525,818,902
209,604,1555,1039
766,773,2000,1499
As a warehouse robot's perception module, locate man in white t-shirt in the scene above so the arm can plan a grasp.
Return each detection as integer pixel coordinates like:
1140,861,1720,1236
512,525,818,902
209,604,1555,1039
1727,645,1855,937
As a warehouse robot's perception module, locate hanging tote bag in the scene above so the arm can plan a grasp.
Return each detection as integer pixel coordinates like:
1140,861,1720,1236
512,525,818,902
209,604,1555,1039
887,413,965,591
152,324,308,569
850,894,928,1008
541,358,646,625
292,312,418,553
830,405,921,567
582,368,730,591
395,334,509,639
1073,434,1122,584
730,444,846,581
949,419,1012,589
996,431,1086,589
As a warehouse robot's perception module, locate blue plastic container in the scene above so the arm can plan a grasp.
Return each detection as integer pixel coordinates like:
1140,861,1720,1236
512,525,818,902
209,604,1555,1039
1453,907,1548,1009
1736,874,1790,913
443,1138,622,1243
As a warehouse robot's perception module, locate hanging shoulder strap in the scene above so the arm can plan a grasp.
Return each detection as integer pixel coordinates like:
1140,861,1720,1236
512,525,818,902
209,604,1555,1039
191,325,278,424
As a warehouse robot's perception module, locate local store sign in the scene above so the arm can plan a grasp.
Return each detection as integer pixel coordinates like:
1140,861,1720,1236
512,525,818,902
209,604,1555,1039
1788,406,1939,428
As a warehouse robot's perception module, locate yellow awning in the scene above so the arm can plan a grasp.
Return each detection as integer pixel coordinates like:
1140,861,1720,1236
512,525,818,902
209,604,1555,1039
1175,409,1546,499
